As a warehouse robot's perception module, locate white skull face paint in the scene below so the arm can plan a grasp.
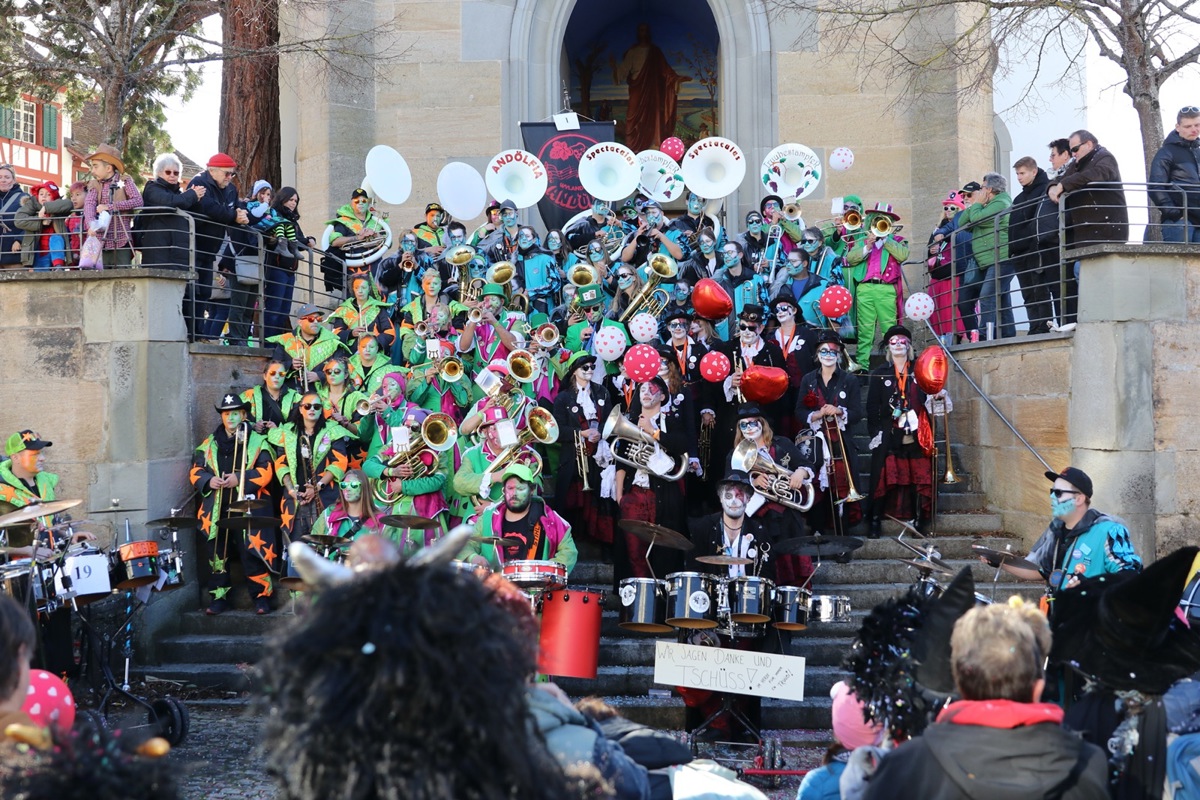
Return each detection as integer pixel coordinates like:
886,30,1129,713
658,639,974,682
719,484,748,518
888,336,910,358
639,383,663,408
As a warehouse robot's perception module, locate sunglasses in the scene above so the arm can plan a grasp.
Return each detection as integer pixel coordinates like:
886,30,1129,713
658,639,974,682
266,370,286,377
1069,143,1085,154
617,273,634,279
339,480,362,490
738,323,759,331
324,368,343,376
667,321,688,328
1049,489,1081,498
738,419,761,429
801,239,820,245
301,314,322,322
817,348,838,355
1181,106,1199,114
300,403,321,411
162,170,180,176
578,365,595,372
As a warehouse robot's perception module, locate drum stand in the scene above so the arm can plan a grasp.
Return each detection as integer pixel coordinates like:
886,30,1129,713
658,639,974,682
73,593,190,746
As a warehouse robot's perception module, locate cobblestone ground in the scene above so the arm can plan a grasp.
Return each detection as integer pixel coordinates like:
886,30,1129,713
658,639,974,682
141,701,825,799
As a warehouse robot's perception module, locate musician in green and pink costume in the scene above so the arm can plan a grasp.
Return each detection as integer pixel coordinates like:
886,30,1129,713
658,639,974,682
363,407,452,550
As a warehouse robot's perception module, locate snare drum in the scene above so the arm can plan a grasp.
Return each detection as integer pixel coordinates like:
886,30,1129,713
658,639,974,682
715,608,767,639
618,578,671,634
728,576,775,624
451,560,490,578
109,541,160,589
809,594,852,624
56,548,112,605
665,572,718,629
155,549,186,592
501,560,567,590
0,560,49,612
773,586,812,631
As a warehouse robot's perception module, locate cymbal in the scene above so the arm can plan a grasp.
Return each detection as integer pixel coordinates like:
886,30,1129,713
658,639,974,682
302,534,343,548
897,557,954,576
472,536,527,548
774,535,864,558
896,537,942,560
0,499,82,527
971,544,1040,572
215,516,282,530
380,514,441,530
227,497,269,512
617,520,694,551
145,516,197,529
695,554,754,566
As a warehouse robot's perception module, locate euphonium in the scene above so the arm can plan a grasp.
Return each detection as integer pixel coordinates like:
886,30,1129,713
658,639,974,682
730,440,815,512
506,349,540,384
618,253,677,323
601,407,688,481
532,323,560,350
373,413,459,504
482,407,558,479
568,262,599,289
508,291,529,315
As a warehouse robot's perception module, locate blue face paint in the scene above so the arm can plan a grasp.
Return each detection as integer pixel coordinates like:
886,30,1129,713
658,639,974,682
401,239,416,252
517,233,534,249
687,196,705,213
589,249,604,263
1050,494,1076,518
722,251,740,267
699,240,715,255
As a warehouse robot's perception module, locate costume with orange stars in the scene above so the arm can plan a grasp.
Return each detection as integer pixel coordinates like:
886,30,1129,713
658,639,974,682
189,425,275,601
268,420,353,540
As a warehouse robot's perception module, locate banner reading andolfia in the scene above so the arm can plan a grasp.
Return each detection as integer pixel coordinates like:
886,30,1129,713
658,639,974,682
519,122,617,232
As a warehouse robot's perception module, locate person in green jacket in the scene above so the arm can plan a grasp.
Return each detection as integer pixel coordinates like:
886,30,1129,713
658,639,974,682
960,173,1014,339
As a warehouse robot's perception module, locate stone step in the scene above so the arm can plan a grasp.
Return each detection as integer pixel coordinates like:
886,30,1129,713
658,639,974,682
934,491,987,512
931,512,1004,533
810,558,1032,586
809,582,1044,610
607,695,835,731
178,610,293,637
850,534,1020,561
158,634,267,665
553,664,845,701
139,662,255,691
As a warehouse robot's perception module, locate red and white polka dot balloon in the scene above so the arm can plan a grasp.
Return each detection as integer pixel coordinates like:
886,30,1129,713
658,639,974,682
628,312,660,344
819,285,853,318
661,137,686,162
22,669,75,730
904,291,936,322
829,147,855,171
699,350,731,382
623,344,662,383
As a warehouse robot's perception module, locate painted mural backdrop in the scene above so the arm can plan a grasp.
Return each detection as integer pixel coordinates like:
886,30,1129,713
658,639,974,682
566,0,719,152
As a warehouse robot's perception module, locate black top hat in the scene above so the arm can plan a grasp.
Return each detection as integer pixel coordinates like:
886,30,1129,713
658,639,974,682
736,403,764,420
663,307,692,325
817,329,844,347
738,304,765,323
719,469,754,489
760,195,784,214
770,290,799,310
215,393,251,412
880,324,913,345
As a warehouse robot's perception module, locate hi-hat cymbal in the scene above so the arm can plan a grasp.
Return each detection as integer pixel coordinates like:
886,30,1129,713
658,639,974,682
897,557,954,576
695,554,754,566
0,499,82,527
145,516,197,529
618,520,694,551
774,535,864,558
302,534,342,548
227,497,269,513
896,537,942,560
472,536,527,548
971,544,1039,572
380,514,440,530
215,516,282,530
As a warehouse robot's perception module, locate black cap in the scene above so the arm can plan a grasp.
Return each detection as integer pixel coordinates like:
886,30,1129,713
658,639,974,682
486,200,502,212
745,210,764,224
736,403,763,420
350,188,369,200
1045,466,1093,498
719,469,754,488
498,199,517,211
425,202,445,214
642,199,662,210
961,181,982,193
5,431,52,457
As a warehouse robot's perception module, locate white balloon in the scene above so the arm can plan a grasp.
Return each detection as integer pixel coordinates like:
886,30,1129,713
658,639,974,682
437,162,487,220
828,147,855,172
904,291,936,321
364,145,412,205
629,312,660,343
593,326,629,361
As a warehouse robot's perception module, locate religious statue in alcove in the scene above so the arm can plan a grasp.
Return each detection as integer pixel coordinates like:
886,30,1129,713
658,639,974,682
610,23,691,152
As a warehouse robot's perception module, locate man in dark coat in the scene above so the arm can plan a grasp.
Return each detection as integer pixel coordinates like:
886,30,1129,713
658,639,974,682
184,153,248,342
1047,130,1129,248
863,601,1109,800
1007,157,1055,333
1148,106,1200,243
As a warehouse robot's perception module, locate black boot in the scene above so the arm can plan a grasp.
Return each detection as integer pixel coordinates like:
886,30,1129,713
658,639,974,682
867,517,882,539
915,514,932,536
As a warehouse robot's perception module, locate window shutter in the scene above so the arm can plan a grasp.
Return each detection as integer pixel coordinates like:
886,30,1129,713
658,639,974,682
0,106,13,139
42,106,58,149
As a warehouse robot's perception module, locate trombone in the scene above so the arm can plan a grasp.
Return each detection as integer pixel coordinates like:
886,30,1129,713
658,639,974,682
757,224,783,275
823,412,866,504
228,421,263,512
937,396,959,484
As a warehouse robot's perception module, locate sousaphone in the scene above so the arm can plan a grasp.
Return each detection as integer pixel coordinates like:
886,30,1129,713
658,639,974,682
760,142,823,201
680,136,746,204
636,149,685,204
578,142,640,202
485,149,548,210
437,162,488,221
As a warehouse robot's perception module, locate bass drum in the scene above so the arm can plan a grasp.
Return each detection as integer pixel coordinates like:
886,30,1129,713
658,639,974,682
538,588,604,679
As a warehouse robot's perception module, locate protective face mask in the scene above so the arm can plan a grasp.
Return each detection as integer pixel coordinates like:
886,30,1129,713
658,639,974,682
1051,495,1076,518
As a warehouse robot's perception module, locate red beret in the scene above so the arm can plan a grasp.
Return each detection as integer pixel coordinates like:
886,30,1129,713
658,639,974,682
207,153,238,169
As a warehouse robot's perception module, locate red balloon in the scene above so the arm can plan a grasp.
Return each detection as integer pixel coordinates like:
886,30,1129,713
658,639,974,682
661,137,685,161
693,278,733,321
699,350,731,382
819,285,853,318
915,345,949,394
741,366,790,404
22,669,75,731
623,343,662,383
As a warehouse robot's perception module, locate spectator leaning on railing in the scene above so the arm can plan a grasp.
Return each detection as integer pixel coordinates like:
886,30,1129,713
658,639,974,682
1047,130,1129,249
1008,157,1056,334
1149,106,1200,244
185,153,249,343
959,173,1013,339
0,165,28,269
83,144,145,268
139,153,206,271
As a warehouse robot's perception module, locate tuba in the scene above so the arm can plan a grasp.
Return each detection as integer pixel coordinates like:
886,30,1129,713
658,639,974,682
618,253,678,323
531,322,561,351
602,407,688,482
482,407,558,480
731,440,815,512
373,413,459,504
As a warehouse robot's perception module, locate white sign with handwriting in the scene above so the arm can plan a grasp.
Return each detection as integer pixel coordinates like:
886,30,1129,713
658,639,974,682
653,641,806,702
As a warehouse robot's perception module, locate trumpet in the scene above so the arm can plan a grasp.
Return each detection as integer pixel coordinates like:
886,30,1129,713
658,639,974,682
374,413,459,504
355,393,377,416
602,407,688,481
618,253,677,323
414,320,431,338
575,430,592,492
482,407,558,480
531,323,561,351
731,440,815,512
467,307,485,324
698,425,712,475
400,253,417,272
506,349,540,384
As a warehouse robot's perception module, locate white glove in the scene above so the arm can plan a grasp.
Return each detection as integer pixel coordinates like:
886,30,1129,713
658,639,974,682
868,431,883,451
